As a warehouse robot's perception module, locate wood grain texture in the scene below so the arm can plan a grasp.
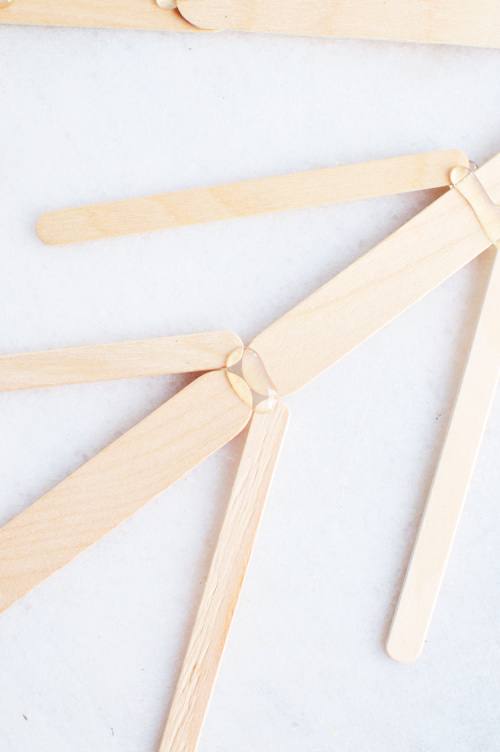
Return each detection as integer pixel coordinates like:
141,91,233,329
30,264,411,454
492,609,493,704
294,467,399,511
159,401,289,752
0,370,251,614
0,0,198,31
178,0,500,48
250,153,500,397
386,256,500,662
36,150,468,245
0,332,242,392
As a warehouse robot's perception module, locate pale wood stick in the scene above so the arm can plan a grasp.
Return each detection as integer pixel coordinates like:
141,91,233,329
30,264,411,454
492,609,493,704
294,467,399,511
37,151,467,245
386,167,500,662
178,0,500,49
386,248,500,662
159,401,289,752
0,370,251,614
0,0,197,31
250,153,500,397
0,332,242,392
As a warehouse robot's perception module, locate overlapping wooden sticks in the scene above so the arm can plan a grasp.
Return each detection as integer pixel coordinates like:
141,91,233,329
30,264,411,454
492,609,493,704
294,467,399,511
2,0,500,49
386,163,500,662
2,150,500,751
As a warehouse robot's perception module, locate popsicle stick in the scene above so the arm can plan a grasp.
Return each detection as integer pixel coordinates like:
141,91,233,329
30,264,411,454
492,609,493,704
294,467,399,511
178,0,500,49
159,401,289,752
0,331,242,392
37,150,467,245
0,0,197,31
0,370,251,614
387,248,500,662
386,168,500,662
250,152,500,397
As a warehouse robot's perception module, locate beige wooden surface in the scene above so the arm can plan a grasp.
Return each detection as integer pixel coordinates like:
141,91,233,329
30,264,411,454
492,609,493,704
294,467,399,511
0,370,251,614
0,0,197,31
250,153,500,397
36,150,468,245
159,401,289,752
178,0,500,48
0,332,242,391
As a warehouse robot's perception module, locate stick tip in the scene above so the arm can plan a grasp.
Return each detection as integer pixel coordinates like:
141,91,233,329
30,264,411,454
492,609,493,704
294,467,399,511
177,0,222,29
36,213,59,245
385,629,423,663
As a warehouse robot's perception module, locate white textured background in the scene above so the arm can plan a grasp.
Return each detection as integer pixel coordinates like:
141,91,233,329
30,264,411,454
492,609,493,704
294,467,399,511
0,18,499,752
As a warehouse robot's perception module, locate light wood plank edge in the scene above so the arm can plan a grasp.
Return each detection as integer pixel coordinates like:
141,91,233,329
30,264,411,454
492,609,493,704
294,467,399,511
0,331,242,392
250,152,500,397
0,0,200,31
0,370,252,614
159,401,289,752
177,0,500,49
386,248,500,663
36,150,468,245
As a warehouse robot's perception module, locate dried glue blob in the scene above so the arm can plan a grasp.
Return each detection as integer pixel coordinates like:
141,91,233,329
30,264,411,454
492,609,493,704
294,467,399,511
242,348,277,413
0,0,15,8
450,164,500,250
155,0,177,9
226,347,277,413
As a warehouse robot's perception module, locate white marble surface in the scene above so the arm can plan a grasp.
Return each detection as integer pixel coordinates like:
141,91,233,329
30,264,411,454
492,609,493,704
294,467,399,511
0,19,499,752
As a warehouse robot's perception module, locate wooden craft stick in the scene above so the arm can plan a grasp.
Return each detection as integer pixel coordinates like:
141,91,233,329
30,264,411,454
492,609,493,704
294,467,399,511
387,250,500,662
250,153,500,397
0,370,251,614
4,153,500,632
386,167,500,662
0,332,242,392
178,0,500,49
37,150,467,245
0,0,197,31
159,401,289,752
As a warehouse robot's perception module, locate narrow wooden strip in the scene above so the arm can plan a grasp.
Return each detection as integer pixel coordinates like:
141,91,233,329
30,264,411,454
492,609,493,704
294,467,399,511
386,248,500,663
0,332,242,392
37,151,467,245
0,0,197,31
178,0,500,49
250,153,500,397
159,401,289,752
0,370,252,614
